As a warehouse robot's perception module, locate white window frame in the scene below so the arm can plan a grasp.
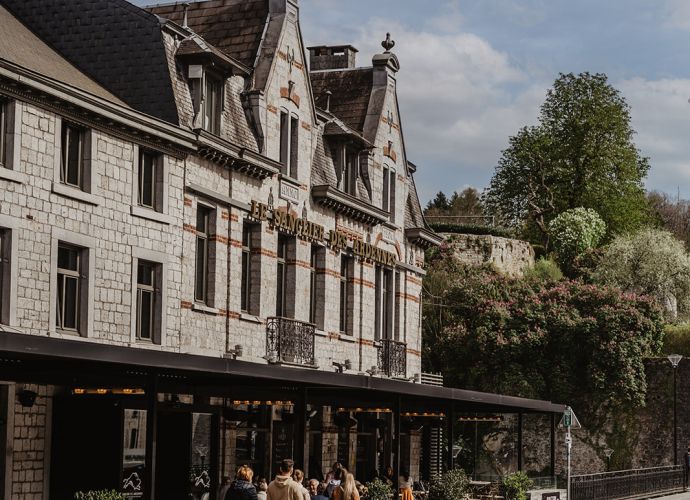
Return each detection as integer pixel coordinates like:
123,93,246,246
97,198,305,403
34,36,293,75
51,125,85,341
130,247,168,346
193,201,217,309
49,228,96,338
0,99,27,184
279,108,299,179
130,144,173,224
0,214,21,327
203,72,224,135
382,165,396,222
52,116,102,205
337,144,359,196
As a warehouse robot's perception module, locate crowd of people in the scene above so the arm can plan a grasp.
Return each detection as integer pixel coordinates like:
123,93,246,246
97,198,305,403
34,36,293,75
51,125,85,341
220,460,417,500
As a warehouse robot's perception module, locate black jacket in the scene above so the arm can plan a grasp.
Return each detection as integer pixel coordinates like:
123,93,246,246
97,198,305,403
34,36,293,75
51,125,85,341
225,480,259,500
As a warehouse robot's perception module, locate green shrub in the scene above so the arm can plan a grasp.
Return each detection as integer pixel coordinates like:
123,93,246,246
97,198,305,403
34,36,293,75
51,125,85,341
662,323,690,357
74,491,125,500
502,472,533,500
524,257,563,281
364,478,393,500
428,469,470,500
429,223,515,238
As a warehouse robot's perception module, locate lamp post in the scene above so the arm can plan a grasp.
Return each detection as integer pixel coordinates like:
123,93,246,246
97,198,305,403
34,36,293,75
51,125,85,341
604,447,614,472
668,354,683,465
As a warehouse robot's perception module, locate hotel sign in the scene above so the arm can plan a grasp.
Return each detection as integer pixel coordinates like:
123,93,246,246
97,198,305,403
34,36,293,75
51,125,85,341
250,200,397,267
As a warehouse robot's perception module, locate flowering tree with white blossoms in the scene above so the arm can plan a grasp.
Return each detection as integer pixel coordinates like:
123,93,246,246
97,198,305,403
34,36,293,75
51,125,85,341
548,207,606,269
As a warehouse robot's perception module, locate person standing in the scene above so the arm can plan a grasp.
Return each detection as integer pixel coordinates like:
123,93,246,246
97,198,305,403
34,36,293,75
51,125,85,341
267,459,304,500
308,479,328,500
331,473,359,500
225,466,259,500
293,469,310,500
685,446,690,490
257,479,268,500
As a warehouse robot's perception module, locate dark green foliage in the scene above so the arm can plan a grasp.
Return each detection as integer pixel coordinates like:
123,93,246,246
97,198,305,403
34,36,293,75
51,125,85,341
423,248,665,415
484,72,650,246
661,323,690,357
428,223,514,238
364,478,393,500
426,188,484,217
428,469,470,500
502,472,533,500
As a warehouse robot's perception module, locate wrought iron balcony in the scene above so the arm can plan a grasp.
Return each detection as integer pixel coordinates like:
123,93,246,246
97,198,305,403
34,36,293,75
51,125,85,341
377,338,407,378
265,317,316,367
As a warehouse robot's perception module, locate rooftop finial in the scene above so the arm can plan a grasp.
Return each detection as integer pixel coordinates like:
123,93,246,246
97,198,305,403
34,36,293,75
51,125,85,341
325,90,332,112
381,33,395,52
182,2,190,29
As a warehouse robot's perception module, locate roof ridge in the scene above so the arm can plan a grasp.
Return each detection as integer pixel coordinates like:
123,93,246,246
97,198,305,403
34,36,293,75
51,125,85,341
310,66,373,74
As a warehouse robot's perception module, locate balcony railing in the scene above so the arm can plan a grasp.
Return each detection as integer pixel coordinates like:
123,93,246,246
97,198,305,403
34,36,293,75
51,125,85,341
377,338,407,378
266,317,316,367
571,466,684,500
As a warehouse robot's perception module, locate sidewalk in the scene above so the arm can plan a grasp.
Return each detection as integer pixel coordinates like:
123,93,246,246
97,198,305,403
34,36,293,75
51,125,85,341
654,493,690,499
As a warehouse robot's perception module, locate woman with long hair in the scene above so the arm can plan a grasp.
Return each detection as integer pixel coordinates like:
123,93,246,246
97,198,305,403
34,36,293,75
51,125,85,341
333,472,359,500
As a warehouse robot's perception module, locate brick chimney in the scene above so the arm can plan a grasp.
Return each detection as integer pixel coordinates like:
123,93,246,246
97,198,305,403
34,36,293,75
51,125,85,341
308,45,358,71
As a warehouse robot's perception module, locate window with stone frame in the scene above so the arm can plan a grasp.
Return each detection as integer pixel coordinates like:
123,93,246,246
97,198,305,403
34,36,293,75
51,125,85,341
0,229,5,324
279,110,300,178
136,259,161,342
203,73,223,135
276,234,289,317
56,243,84,332
0,99,6,168
338,145,359,196
241,223,257,314
60,122,85,190
309,244,326,329
375,264,394,340
194,204,216,305
382,166,396,222
339,254,354,335
137,149,163,212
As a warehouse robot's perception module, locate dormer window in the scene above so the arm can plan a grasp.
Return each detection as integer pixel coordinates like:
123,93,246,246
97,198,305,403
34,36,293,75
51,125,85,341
203,73,223,135
337,145,358,196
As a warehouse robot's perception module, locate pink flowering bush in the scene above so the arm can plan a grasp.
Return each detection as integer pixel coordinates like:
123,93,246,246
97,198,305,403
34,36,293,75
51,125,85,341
423,248,664,413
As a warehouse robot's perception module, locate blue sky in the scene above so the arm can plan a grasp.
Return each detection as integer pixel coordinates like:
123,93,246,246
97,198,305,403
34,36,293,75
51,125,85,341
136,0,690,204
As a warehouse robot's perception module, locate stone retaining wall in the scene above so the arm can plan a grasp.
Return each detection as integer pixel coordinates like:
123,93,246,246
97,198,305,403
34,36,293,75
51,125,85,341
440,233,535,277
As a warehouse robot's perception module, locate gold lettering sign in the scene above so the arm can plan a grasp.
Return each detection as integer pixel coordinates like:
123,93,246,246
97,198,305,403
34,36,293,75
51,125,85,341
248,200,397,267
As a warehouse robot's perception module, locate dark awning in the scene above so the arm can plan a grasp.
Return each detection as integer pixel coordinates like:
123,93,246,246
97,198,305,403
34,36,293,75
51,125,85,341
0,332,565,414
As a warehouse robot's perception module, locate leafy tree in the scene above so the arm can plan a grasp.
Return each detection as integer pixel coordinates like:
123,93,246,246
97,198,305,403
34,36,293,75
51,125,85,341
503,472,533,500
548,207,606,273
595,228,690,319
483,72,650,246
426,191,450,212
648,190,690,250
423,250,664,415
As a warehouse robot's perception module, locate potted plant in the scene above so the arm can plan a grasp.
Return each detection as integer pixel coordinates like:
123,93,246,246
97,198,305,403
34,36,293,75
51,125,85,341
74,491,125,500
502,472,533,500
365,478,393,500
428,469,470,500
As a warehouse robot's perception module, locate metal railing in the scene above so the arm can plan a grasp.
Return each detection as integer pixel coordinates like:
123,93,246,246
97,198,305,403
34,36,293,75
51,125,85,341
571,466,684,500
377,338,407,378
265,317,316,367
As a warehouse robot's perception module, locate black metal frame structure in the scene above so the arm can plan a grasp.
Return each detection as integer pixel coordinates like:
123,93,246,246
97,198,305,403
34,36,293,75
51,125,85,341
0,332,565,499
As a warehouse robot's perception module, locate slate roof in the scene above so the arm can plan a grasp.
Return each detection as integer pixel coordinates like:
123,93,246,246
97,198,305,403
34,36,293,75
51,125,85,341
405,172,427,230
310,68,373,134
148,0,269,69
0,5,125,105
1,0,179,124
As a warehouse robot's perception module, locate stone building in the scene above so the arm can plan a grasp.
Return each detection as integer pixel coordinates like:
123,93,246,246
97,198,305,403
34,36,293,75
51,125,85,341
0,0,563,498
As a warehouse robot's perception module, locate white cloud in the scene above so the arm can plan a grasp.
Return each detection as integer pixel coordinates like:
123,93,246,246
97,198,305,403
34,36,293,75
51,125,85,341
663,0,690,29
618,77,690,196
339,19,546,200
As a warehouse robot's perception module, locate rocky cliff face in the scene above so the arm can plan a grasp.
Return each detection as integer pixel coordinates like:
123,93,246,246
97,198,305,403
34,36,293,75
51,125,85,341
441,233,535,277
